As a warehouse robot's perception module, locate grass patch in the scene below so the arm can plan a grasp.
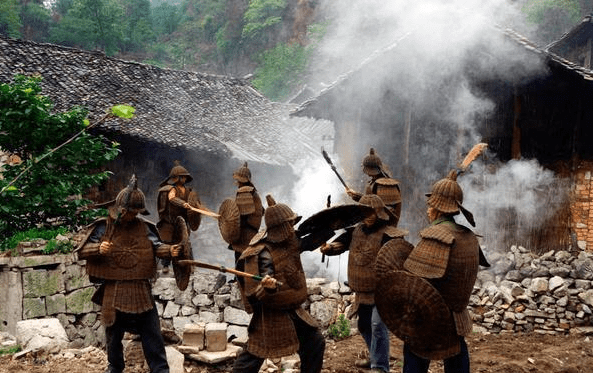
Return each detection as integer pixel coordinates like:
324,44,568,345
0,226,71,255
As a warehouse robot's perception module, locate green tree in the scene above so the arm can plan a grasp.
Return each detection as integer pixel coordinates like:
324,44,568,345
121,0,154,52
523,0,581,43
53,0,75,18
50,0,124,54
252,22,326,101
0,0,22,38
252,41,308,100
242,0,286,40
20,1,52,41
152,2,181,36
0,75,120,239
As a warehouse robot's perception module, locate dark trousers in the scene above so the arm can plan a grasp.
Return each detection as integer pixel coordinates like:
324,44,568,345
233,313,325,373
403,337,469,373
105,307,169,373
358,303,390,372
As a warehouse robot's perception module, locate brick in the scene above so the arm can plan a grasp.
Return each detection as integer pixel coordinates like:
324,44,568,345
183,323,205,349
205,323,227,352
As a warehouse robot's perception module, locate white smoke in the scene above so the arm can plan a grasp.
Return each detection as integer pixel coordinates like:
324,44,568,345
462,159,569,253
282,156,351,280
279,0,570,279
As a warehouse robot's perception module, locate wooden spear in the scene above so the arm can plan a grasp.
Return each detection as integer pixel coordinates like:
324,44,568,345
177,259,283,286
186,205,220,219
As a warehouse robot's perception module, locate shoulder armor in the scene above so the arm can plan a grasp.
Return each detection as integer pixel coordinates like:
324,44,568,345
419,224,455,245
375,177,400,186
158,185,174,193
383,226,408,239
237,185,255,193
404,226,455,279
139,216,159,236
239,242,267,260
249,229,267,246
75,218,108,251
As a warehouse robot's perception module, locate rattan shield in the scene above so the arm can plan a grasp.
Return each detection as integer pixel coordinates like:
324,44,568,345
172,216,193,291
296,204,375,235
375,270,460,360
186,189,202,231
218,198,241,244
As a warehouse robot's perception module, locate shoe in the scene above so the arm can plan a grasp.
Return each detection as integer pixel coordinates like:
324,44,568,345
355,358,371,368
104,367,122,373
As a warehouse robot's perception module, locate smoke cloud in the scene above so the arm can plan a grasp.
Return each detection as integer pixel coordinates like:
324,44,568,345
279,0,570,279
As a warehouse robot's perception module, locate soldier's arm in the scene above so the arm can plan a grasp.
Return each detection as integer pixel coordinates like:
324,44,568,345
77,221,107,259
320,227,353,256
146,223,177,258
168,187,191,209
253,249,277,300
346,187,362,202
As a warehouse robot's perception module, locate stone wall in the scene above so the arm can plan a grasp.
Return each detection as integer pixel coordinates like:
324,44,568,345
3,247,593,349
0,255,101,347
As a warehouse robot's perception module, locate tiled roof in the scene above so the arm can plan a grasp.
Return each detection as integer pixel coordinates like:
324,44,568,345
0,35,323,166
546,15,593,57
502,27,593,81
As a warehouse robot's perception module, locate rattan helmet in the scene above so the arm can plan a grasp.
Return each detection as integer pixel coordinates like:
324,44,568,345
362,148,383,176
264,195,300,243
160,161,193,186
425,170,462,214
233,162,252,183
359,194,389,221
264,195,298,228
113,174,148,216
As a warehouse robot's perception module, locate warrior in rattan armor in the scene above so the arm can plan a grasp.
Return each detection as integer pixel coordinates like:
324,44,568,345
77,175,182,373
233,195,325,373
376,170,488,373
229,162,264,258
321,194,409,373
157,162,202,270
346,148,402,226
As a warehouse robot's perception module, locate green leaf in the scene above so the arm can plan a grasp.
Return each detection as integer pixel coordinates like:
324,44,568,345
83,119,90,126
111,104,135,119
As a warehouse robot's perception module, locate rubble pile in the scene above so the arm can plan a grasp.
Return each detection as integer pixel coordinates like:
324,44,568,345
469,246,593,334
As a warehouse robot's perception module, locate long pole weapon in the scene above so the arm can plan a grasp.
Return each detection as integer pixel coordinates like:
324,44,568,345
177,259,283,286
186,205,220,219
321,147,350,190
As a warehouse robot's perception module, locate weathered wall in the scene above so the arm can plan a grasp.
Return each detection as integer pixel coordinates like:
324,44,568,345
570,162,593,251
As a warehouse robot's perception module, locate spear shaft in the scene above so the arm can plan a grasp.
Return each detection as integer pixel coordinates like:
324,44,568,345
177,259,283,286
321,148,349,190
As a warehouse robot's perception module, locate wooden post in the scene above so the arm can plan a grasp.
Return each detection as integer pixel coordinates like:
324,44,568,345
511,90,522,160
403,107,412,167
586,38,591,69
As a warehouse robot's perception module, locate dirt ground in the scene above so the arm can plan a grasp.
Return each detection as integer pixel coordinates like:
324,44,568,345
2,331,593,373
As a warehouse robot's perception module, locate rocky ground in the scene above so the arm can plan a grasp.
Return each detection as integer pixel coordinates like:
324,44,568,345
2,331,593,373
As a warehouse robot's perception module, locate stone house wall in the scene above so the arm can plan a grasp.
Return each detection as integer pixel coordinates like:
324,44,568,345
3,248,593,349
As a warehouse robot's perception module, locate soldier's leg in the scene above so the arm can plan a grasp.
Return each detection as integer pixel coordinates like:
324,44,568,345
443,337,470,373
370,305,390,372
402,343,430,373
232,350,265,373
138,307,170,373
357,303,373,349
295,317,325,373
105,314,126,373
